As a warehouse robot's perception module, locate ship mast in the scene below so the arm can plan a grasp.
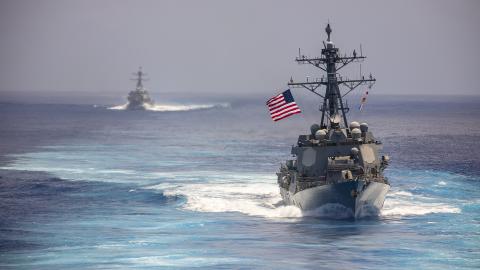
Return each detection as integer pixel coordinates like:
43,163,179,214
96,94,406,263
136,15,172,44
132,66,148,89
288,24,376,129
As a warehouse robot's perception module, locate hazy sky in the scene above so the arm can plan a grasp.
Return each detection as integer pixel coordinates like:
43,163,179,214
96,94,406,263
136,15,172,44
0,0,479,104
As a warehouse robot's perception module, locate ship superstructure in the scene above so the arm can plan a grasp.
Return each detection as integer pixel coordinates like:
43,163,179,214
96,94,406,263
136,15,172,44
276,24,390,218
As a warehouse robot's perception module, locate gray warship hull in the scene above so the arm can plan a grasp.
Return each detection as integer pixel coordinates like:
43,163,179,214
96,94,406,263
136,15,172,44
280,180,389,218
125,67,154,110
273,24,390,219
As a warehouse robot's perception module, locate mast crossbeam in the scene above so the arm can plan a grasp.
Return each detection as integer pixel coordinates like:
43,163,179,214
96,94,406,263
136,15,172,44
288,24,375,128
288,82,325,98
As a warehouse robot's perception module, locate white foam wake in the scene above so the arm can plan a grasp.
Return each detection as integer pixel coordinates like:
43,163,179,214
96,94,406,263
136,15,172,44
144,103,229,111
147,174,303,219
146,172,461,220
381,190,461,217
108,103,128,110
108,102,229,112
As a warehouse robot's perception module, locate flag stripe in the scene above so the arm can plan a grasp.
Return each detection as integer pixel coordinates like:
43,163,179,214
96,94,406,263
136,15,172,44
267,93,283,102
273,110,301,121
272,106,301,119
266,94,283,105
268,101,286,110
274,110,301,121
270,103,298,116
272,108,300,119
267,97,285,108
269,100,288,111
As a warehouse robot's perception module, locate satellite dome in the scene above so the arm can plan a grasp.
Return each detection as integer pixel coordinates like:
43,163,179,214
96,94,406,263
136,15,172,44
360,122,369,133
351,147,359,155
351,128,361,140
310,124,320,136
315,129,327,140
350,121,360,130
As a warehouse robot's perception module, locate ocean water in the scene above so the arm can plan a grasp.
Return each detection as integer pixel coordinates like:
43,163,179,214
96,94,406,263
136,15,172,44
0,96,479,269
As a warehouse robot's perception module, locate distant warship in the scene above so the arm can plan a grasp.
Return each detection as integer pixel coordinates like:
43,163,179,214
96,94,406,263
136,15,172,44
126,67,154,110
276,24,390,218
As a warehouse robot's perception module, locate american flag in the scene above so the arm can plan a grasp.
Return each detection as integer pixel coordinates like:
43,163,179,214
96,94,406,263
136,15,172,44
266,89,301,121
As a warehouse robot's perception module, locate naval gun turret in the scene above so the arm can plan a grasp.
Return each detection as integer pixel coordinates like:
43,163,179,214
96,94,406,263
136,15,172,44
126,67,154,110
276,24,390,218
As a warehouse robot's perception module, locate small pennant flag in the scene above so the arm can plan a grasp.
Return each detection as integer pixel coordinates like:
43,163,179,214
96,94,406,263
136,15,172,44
266,89,301,121
359,89,369,111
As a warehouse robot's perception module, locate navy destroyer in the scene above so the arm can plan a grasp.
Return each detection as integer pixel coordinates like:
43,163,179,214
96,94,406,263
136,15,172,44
276,24,390,218
126,67,154,110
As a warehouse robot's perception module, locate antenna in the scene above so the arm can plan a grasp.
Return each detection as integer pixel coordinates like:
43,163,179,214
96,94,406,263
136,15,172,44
325,24,332,42
131,66,149,89
287,23,376,128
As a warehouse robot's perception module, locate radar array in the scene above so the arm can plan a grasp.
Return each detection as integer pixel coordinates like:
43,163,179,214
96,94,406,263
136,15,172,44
288,24,375,129
131,66,149,89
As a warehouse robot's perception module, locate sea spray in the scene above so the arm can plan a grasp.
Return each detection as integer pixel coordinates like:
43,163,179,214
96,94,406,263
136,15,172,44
146,171,462,220
109,102,230,112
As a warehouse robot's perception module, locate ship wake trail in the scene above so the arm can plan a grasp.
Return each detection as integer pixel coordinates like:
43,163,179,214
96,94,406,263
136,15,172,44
381,190,461,217
108,103,129,110
108,102,230,112
146,174,303,219
145,172,461,220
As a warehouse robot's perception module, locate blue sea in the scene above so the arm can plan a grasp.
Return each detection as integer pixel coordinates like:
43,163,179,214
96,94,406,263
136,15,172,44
0,95,479,269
